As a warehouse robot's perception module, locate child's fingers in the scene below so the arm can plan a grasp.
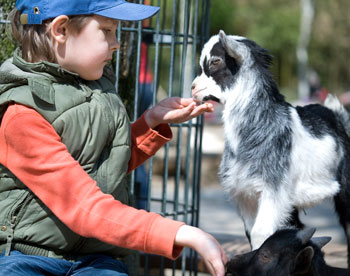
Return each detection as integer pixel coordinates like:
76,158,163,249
167,102,196,122
180,101,196,115
189,103,214,117
201,247,226,276
159,99,213,124
212,259,226,276
198,102,214,112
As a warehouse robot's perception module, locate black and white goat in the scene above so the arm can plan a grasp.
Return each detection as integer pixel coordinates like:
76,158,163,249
192,31,350,264
225,228,349,276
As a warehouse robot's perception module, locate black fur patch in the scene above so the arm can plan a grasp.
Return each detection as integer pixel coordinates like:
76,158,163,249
197,66,203,76
203,42,240,90
202,95,221,103
241,39,273,69
240,38,286,105
296,104,341,138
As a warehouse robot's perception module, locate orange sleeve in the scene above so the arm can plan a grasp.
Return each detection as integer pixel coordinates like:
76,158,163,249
128,112,172,173
0,104,184,259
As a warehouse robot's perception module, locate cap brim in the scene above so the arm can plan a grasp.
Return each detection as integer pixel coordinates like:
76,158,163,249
95,2,160,21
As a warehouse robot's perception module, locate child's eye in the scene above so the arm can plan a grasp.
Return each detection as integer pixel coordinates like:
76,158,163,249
103,29,112,33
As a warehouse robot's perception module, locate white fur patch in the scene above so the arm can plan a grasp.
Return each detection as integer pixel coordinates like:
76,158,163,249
289,108,341,207
199,35,220,68
192,74,227,104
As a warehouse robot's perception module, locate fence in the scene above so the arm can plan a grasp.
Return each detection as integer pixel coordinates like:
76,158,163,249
116,1,210,275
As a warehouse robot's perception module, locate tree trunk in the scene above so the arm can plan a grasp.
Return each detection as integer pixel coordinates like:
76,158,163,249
296,0,315,102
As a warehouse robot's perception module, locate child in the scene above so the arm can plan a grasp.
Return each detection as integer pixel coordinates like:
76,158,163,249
0,0,227,275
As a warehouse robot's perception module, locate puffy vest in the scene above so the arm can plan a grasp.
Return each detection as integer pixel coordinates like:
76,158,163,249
0,49,132,259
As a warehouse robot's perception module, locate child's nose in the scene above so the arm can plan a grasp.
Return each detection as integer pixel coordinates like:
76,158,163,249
111,38,120,52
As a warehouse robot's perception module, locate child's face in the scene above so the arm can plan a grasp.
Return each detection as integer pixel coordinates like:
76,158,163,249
58,15,119,80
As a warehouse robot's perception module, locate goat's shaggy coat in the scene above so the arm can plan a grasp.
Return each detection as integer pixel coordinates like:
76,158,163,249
192,31,350,264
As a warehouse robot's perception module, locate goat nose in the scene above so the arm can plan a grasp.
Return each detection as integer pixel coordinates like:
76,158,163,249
191,83,196,90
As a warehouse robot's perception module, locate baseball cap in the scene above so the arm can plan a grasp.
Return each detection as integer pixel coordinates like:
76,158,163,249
16,0,160,24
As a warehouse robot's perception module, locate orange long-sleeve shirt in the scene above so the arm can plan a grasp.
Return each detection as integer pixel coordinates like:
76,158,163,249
0,103,184,259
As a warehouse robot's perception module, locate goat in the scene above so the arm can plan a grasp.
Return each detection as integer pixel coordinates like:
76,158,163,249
191,30,350,265
225,228,350,276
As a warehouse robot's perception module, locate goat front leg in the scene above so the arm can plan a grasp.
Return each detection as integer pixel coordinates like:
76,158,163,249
250,189,293,250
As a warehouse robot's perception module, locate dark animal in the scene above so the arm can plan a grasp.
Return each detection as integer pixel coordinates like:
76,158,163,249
191,30,350,265
225,228,350,276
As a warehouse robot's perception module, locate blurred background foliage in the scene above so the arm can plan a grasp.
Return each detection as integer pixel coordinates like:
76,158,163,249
1,0,349,102
0,0,15,63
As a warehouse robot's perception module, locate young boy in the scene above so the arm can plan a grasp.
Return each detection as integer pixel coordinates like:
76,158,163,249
0,0,227,275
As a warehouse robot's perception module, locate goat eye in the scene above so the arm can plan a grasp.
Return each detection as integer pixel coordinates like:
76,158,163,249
210,58,222,66
259,253,270,263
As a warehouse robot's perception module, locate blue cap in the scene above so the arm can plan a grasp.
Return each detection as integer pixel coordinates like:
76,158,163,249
16,0,160,24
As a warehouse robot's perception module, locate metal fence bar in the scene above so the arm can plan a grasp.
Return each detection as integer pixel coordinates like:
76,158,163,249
169,3,180,274
114,23,121,94
145,0,161,216
187,1,200,274
179,1,191,275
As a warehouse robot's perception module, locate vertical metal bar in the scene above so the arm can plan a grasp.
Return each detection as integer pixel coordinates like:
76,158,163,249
145,0,162,213
188,0,200,272
170,2,179,276
129,20,143,208
180,0,191,224
201,0,210,46
148,0,159,213
191,0,200,225
159,0,170,221
162,143,170,215
191,1,205,275
179,1,191,275
134,7,142,121
174,137,182,221
115,23,122,94
152,0,162,106
168,0,177,98
170,0,181,223
195,0,210,229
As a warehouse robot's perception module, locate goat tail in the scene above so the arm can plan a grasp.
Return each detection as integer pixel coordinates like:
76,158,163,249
324,94,350,137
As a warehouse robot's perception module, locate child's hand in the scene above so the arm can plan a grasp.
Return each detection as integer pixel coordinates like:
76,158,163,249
175,225,227,276
144,97,214,129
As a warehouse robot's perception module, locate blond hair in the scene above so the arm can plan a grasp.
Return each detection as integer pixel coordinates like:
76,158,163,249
9,8,92,63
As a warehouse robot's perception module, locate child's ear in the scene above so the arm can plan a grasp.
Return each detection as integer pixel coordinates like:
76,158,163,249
50,15,70,44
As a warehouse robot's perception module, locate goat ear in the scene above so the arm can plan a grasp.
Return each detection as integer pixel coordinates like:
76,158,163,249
218,30,243,64
311,236,331,249
293,246,314,274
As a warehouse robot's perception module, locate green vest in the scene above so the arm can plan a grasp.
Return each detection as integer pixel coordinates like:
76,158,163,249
0,49,132,259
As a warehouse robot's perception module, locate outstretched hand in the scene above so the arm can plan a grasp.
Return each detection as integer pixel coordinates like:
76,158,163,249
175,225,227,276
144,97,214,129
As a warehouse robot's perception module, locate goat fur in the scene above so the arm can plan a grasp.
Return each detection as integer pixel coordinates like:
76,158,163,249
225,228,349,276
192,31,350,264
